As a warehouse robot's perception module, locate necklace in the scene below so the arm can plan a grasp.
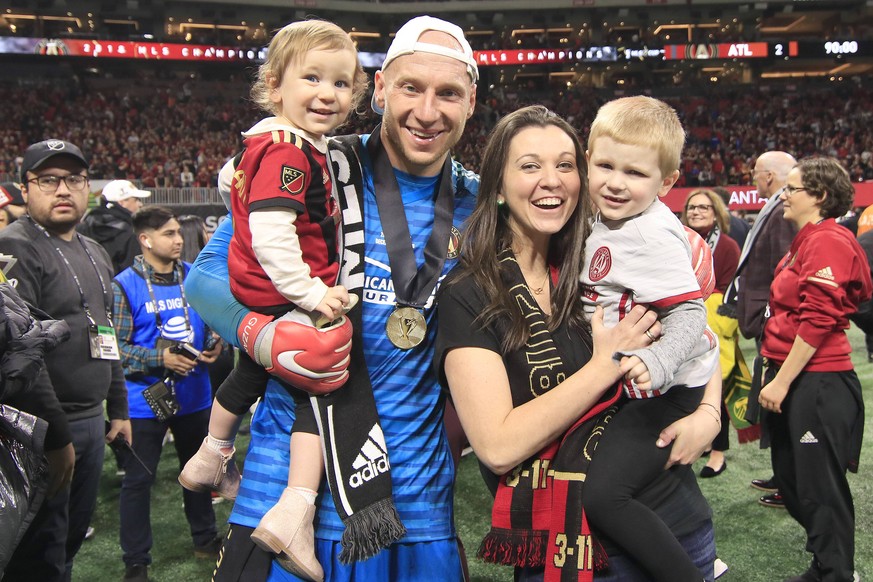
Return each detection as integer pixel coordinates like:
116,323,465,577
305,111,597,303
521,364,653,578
527,271,549,295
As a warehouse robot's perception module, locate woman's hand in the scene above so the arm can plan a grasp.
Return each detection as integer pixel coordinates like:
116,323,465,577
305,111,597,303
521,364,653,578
591,304,660,368
656,368,722,468
656,408,720,468
759,377,791,414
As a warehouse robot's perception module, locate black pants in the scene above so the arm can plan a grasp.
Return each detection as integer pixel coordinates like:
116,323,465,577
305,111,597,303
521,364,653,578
583,387,703,582
215,351,317,435
767,370,862,582
710,400,730,452
5,415,104,582
120,408,217,567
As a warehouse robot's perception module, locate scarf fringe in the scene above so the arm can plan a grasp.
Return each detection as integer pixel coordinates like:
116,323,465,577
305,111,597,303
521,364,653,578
338,498,407,564
737,423,761,444
593,539,609,572
477,527,548,567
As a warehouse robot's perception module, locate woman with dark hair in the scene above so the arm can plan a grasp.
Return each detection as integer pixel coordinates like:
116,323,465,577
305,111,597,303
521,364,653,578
176,214,209,264
436,105,720,581
757,157,871,582
177,214,231,400
681,188,741,478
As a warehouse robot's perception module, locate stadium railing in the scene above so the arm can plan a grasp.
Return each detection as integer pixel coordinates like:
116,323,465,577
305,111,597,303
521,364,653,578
146,188,223,205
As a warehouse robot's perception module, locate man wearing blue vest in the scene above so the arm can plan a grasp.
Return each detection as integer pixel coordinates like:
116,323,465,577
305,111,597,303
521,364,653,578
112,206,223,582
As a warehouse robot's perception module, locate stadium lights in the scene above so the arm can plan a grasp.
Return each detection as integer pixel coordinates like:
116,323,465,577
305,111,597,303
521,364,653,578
3,14,83,28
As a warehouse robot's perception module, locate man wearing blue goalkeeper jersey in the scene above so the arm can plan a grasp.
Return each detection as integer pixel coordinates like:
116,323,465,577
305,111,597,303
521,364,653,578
188,16,479,582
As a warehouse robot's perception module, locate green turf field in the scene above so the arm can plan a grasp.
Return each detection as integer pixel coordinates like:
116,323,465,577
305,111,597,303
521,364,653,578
73,328,873,581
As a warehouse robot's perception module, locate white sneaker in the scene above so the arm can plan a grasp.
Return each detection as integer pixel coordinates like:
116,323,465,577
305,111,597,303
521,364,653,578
713,557,728,579
853,571,860,582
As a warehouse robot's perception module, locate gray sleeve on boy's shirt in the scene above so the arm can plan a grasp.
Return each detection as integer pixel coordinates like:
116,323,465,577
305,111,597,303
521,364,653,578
614,299,707,390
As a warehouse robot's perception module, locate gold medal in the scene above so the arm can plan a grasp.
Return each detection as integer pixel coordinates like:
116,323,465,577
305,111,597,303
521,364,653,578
386,306,427,349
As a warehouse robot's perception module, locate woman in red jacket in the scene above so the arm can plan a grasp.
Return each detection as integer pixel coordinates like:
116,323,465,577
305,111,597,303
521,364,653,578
758,157,871,582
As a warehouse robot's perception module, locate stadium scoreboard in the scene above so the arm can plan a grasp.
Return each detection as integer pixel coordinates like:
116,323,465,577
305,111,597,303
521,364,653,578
4,37,873,65
663,41,873,60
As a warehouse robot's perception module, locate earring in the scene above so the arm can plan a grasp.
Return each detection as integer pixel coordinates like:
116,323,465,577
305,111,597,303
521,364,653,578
497,198,505,206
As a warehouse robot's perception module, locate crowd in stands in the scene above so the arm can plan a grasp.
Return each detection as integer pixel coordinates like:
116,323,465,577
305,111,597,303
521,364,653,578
2,76,872,190
452,80,873,188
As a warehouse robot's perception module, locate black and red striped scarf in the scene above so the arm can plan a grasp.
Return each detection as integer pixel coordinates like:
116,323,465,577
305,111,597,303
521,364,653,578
478,250,623,581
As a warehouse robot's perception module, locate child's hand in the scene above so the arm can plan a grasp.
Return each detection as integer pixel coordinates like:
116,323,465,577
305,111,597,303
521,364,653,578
315,286,352,322
620,355,653,391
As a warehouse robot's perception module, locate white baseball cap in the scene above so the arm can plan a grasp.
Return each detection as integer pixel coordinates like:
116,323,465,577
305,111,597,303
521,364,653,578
102,180,151,202
372,15,479,115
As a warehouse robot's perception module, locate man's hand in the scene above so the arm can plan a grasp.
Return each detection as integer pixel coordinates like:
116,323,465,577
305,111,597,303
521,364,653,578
163,347,198,375
45,443,75,498
197,334,223,364
106,418,133,446
237,310,353,394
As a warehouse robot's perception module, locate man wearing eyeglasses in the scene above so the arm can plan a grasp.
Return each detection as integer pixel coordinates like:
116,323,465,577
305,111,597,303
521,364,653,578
734,151,799,342
723,150,797,510
0,139,130,582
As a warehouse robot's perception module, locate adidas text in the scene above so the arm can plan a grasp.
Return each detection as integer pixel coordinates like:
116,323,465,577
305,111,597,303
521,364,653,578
349,425,391,488
349,456,390,488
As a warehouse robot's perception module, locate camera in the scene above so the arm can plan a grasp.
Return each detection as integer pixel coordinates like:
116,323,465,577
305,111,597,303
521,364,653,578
142,377,179,421
170,342,201,361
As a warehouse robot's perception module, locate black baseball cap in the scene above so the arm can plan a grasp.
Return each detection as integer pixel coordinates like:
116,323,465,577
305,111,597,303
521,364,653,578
20,139,89,181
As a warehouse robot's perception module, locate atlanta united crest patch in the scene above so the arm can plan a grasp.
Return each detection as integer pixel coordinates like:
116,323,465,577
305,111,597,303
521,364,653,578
588,246,612,282
447,226,461,259
280,165,306,194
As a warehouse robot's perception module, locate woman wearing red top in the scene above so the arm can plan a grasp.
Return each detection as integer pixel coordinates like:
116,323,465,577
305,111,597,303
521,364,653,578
681,188,741,478
758,157,871,582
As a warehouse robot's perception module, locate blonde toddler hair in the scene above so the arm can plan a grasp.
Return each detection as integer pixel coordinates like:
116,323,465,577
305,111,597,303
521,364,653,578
588,95,685,178
251,20,369,117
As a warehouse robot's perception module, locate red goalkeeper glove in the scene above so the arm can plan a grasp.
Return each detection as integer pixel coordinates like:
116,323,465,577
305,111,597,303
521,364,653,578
237,311,353,395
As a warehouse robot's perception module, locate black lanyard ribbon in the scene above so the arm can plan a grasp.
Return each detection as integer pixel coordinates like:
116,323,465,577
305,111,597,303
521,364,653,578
26,215,113,327
365,127,455,310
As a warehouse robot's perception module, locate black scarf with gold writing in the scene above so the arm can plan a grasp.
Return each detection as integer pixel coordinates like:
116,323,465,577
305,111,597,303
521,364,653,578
478,250,622,581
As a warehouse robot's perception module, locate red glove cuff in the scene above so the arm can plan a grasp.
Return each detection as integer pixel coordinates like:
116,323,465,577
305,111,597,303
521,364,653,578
236,311,275,358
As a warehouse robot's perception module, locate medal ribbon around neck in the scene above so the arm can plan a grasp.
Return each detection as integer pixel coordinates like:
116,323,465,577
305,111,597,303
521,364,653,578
366,126,455,349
